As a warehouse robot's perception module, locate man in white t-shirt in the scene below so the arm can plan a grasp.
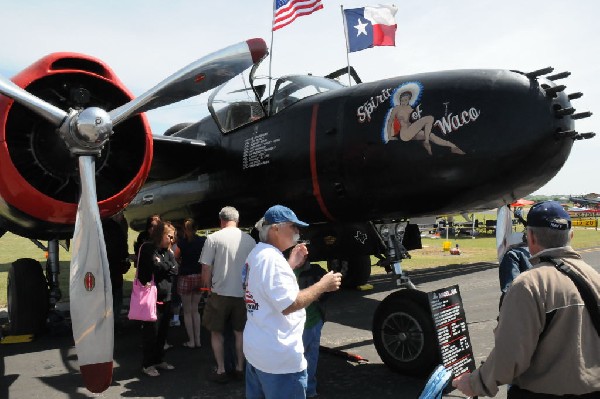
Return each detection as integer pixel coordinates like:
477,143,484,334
243,205,342,399
200,206,256,383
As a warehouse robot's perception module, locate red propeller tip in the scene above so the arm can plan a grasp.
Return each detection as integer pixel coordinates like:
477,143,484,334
246,38,268,64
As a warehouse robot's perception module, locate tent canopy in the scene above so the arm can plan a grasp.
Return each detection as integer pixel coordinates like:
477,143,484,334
510,198,535,207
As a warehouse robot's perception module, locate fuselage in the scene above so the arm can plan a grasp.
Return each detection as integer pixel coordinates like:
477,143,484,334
127,69,574,231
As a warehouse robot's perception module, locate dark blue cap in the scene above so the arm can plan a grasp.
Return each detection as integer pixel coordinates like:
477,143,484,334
263,205,309,227
527,201,571,230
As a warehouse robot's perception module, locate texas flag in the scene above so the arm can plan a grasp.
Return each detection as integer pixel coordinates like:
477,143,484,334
343,5,397,53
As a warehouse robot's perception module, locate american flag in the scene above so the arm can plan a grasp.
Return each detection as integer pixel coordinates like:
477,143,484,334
272,0,323,31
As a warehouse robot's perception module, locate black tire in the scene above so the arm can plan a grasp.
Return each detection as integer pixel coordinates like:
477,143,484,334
7,258,49,335
372,291,440,377
329,255,371,288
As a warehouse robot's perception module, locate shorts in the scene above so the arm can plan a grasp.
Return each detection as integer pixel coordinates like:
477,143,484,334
177,274,202,295
202,293,247,332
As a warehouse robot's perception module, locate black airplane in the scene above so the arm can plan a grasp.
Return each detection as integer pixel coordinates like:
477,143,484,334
569,195,600,209
0,37,595,390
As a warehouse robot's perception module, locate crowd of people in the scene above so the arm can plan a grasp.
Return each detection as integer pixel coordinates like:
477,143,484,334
104,200,599,398
107,205,340,398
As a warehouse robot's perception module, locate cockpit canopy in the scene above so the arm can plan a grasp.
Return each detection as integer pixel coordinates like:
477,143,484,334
269,75,344,115
208,74,344,133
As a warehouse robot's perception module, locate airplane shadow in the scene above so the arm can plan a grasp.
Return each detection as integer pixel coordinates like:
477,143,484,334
325,261,498,332
0,327,94,399
0,261,498,398
1,313,437,399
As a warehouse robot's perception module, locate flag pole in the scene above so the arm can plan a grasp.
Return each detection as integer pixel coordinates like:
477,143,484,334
340,5,352,86
268,29,275,110
268,0,276,110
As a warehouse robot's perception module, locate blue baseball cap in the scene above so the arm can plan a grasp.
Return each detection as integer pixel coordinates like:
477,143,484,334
263,205,309,227
527,201,571,230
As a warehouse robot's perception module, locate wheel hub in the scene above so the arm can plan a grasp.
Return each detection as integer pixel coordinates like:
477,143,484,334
382,311,425,362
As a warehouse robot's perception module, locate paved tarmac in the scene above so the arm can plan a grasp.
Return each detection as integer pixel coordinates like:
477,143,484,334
1,248,598,399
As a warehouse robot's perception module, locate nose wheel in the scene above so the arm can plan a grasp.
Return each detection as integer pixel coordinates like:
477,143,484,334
372,290,440,377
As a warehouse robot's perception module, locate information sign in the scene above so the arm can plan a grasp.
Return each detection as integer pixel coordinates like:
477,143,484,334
427,285,476,377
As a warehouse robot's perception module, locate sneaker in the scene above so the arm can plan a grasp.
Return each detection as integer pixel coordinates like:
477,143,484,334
208,369,229,384
142,366,160,377
169,319,181,327
164,343,173,350
155,362,175,370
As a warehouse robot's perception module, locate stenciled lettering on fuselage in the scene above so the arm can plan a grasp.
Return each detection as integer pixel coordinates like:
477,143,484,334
354,81,480,156
242,131,281,169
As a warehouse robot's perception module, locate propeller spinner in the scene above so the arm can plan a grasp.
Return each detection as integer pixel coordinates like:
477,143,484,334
0,38,267,392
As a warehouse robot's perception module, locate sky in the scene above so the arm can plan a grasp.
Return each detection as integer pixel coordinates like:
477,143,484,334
0,0,598,196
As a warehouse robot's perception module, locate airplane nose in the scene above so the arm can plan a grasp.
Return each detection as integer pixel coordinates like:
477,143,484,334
529,67,595,141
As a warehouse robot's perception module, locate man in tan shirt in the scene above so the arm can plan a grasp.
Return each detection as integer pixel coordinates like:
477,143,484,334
200,206,256,383
453,201,600,398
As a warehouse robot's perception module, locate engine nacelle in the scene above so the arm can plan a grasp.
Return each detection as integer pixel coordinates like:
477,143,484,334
0,53,153,239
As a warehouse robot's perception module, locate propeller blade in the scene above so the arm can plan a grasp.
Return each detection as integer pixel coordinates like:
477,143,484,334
109,38,267,126
496,205,514,263
0,73,68,127
69,155,114,393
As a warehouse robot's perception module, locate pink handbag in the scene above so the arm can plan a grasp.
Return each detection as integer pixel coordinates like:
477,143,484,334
128,244,157,321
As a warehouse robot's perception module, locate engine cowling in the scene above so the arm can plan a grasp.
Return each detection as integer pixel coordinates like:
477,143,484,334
0,53,153,239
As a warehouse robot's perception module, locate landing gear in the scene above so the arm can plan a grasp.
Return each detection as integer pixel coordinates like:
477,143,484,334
371,220,440,377
372,290,439,377
7,258,49,335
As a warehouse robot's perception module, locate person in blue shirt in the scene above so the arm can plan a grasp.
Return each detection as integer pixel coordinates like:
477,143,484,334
499,232,532,293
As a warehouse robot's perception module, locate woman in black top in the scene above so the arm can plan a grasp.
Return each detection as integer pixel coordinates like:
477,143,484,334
137,220,178,377
175,218,206,348
133,214,161,264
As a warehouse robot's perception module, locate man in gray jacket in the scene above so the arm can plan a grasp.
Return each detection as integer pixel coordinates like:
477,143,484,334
453,201,600,398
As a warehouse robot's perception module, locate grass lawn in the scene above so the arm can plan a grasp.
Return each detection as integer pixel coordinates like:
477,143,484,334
1,228,599,308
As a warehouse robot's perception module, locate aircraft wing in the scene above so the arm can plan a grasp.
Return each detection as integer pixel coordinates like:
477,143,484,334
146,134,210,182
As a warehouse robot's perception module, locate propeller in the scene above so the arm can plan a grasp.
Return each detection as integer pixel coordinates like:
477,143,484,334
496,205,516,263
0,38,267,393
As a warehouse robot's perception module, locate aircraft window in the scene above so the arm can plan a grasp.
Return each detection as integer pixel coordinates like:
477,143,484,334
213,101,265,133
271,75,343,114
208,70,267,134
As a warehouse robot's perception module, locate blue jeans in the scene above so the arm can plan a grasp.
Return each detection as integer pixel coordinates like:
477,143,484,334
302,319,324,397
245,361,307,399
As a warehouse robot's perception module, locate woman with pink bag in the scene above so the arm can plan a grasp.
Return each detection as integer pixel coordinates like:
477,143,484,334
137,220,179,377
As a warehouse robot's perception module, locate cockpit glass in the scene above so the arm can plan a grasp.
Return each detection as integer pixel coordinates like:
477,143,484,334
271,75,344,114
208,72,344,133
208,73,265,133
